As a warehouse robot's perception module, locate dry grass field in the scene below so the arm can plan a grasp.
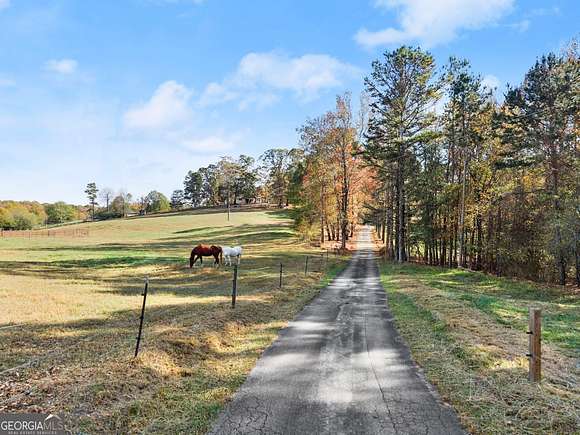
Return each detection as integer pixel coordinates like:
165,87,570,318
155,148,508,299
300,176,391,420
0,208,346,433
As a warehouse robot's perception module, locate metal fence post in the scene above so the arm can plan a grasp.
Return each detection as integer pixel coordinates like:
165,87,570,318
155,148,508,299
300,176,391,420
279,263,283,288
305,256,309,275
134,278,149,357
231,265,238,308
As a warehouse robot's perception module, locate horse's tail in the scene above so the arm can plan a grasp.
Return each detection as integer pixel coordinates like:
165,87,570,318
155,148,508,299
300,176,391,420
219,248,223,265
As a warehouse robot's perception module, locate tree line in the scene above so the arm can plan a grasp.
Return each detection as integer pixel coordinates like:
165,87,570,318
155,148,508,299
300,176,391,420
171,151,303,210
285,42,578,286
0,200,86,230
84,183,168,220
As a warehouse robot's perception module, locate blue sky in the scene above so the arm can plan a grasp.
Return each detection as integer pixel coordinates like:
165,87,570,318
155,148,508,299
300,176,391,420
0,0,577,204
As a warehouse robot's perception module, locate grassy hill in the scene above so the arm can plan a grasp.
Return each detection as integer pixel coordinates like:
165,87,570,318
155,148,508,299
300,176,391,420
0,209,346,433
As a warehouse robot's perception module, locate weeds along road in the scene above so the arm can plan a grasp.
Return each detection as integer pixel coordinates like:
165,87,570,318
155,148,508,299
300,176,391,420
209,226,464,435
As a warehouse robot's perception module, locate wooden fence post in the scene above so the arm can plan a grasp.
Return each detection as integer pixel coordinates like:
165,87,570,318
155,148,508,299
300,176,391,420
279,263,283,289
305,256,309,275
527,308,541,382
231,264,238,309
134,278,149,357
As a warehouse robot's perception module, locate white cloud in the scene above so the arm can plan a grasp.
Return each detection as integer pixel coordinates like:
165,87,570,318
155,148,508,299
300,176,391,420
181,133,241,153
123,80,193,130
198,82,237,107
122,81,246,158
355,0,514,48
199,51,360,107
0,0,9,11
509,19,530,33
237,93,279,111
528,6,560,17
198,52,360,110
482,74,501,91
236,52,358,97
44,59,78,75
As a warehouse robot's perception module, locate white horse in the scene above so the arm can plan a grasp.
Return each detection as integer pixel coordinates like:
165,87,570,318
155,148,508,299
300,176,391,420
221,246,243,266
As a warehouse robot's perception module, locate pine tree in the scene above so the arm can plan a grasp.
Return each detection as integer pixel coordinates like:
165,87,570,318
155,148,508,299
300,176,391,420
498,52,579,284
363,46,439,262
84,182,98,221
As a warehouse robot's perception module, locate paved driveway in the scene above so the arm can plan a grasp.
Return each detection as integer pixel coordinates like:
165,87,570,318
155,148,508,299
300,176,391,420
209,226,464,434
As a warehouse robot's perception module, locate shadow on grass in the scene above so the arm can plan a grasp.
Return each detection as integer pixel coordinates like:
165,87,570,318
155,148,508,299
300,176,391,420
0,223,299,273
381,262,580,355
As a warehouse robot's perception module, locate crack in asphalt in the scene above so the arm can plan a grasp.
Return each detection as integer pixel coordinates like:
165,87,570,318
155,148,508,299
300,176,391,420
208,227,465,435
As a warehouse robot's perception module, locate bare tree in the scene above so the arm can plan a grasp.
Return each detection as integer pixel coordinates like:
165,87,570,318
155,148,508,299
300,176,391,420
99,188,114,212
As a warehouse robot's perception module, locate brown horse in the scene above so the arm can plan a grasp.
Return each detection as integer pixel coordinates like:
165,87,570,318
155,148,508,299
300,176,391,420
190,244,222,267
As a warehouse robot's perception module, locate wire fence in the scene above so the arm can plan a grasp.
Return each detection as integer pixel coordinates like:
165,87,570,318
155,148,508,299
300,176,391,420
0,228,89,238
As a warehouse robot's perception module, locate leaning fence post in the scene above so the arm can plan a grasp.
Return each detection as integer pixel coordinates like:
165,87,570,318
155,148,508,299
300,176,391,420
134,278,149,357
527,308,541,382
231,264,238,309
305,256,309,275
279,263,283,288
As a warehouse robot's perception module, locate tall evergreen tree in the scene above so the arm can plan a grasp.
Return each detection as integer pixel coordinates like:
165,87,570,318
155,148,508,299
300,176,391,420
498,52,579,284
84,182,98,221
363,46,440,262
442,57,490,267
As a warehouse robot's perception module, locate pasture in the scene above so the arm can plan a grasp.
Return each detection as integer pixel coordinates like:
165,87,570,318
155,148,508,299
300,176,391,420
379,262,579,434
0,209,346,433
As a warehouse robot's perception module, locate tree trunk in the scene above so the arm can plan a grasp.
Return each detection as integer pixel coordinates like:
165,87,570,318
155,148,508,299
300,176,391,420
340,151,349,250
397,159,405,263
575,230,580,287
386,180,394,259
320,187,325,244
552,170,567,285
496,204,502,276
458,150,468,267
476,212,483,270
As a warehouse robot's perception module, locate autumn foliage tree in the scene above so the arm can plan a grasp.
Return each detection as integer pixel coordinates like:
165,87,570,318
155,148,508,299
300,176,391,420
356,43,579,286
297,93,372,248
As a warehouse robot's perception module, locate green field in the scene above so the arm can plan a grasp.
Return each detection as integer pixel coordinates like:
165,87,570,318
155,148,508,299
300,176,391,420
0,209,346,433
379,262,579,434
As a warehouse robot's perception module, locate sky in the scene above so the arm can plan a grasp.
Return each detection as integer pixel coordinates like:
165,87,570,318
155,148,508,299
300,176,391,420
0,0,577,204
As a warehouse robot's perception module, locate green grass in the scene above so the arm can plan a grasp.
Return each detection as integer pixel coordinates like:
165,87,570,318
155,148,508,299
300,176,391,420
379,262,579,434
381,263,579,354
0,208,348,433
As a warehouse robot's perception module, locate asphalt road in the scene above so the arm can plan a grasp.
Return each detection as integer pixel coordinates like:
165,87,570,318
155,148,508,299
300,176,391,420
208,226,464,435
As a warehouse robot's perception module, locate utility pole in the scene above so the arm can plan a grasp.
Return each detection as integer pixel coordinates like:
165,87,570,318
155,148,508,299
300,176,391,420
227,182,231,221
